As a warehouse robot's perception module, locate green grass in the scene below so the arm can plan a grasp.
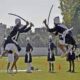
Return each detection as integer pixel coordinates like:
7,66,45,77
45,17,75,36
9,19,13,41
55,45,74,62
0,56,80,80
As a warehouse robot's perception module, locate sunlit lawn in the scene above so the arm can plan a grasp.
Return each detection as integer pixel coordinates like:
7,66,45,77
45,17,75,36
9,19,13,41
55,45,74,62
0,56,80,80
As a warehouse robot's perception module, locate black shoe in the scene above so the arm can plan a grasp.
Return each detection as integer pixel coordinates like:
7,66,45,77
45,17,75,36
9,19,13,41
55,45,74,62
71,70,75,73
67,70,71,72
51,71,54,73
31,67,34,70
49,69,51,72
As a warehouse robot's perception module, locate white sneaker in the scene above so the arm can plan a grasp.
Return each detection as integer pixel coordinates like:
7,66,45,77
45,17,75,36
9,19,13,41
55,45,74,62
27,70,32,73
8,70,13,74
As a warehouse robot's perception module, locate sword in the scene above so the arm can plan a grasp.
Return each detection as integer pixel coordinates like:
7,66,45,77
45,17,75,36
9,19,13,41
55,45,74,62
47,5,53,25
8,13,27,22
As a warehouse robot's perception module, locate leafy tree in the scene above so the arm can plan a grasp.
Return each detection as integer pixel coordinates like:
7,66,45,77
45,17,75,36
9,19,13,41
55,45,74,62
60,0,80,35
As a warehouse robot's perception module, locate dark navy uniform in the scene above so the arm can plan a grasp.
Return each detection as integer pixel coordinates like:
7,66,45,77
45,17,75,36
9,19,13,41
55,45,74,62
47,24,76,46
4,24,31,52
25,53,32,63
47,24,66,35
25,43,33,63
43,18,76,56
48,41,55,61
67,52,75,61
47,39,56,72
67,48,76,72
48,52,55,61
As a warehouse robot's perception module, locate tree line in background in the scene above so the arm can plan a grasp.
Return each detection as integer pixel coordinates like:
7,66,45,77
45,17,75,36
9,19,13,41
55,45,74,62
60,0,80,44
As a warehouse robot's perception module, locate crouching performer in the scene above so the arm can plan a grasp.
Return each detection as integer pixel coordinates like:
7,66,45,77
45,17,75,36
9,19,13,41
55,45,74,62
2,17,34,73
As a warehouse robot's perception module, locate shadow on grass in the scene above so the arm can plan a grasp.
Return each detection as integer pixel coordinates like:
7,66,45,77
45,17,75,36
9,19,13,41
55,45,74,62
49,71,56,74
66,71,79,74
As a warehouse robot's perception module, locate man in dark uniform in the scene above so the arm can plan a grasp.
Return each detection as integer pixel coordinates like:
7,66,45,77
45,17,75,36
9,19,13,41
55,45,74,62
43,16,76,56
48,35,56,72
4,18,33,52
25,37,33,73
67,45,76,72
3,18,34,73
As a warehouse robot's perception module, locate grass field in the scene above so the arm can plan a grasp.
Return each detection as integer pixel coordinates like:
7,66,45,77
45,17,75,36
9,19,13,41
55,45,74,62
0,56,80,80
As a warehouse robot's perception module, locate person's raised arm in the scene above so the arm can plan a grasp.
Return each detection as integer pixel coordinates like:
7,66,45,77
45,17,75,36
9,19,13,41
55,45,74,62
43,19,56,33
20,21,29,31
43,19,49,29
19,22,34,33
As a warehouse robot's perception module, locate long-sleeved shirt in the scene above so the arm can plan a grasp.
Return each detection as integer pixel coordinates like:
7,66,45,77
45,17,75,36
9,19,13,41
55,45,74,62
8,24,31,41
26,43,33,52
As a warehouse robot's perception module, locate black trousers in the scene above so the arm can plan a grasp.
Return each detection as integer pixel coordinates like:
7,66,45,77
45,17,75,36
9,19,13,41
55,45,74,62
68,60,75,72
